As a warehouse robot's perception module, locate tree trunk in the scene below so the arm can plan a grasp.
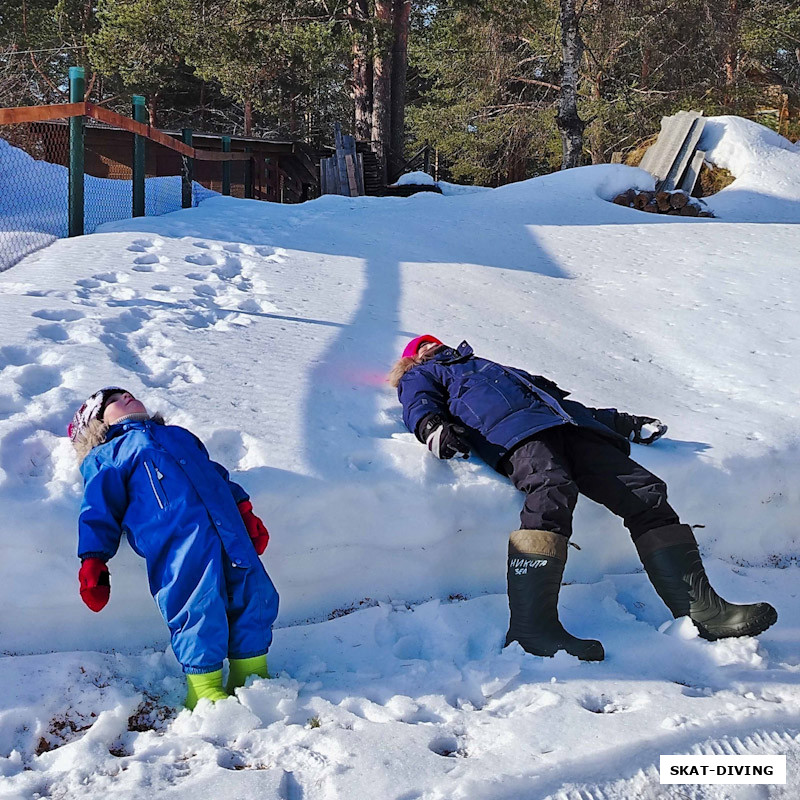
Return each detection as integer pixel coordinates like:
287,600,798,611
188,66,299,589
390,0,412,177
723,0,740,105
351,0,373,142
244,100,253,136
556,0,585,170
148,93,158,127
372,0,393,182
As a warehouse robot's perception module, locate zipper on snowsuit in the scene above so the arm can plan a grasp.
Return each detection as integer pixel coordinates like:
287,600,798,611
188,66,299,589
144,461,166,510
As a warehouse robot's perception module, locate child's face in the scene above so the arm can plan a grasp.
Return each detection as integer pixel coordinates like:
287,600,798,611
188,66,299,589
102,391,147,424
418,341,443,359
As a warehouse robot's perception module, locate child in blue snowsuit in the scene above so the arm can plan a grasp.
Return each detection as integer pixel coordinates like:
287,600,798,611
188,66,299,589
70,387,279,709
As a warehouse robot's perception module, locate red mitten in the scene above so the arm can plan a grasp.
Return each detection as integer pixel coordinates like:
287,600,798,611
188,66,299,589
238,500,270,555
79,558,110,612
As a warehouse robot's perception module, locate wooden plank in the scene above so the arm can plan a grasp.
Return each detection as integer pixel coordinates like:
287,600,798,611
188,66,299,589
327,157,340,195
321,157,333,195
86,104,249,161
678,149,706,196
326,158,336,195
342,134,364,196
193,150,251,162
345,154,359,196
0,102,86,124
333,122,351,197
355,152,365,196
321,158,329,194
88,104,194,157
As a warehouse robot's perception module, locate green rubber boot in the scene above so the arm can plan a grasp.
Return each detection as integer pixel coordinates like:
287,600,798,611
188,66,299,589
226,654,269,693
636,524,778,641
185,669,229,710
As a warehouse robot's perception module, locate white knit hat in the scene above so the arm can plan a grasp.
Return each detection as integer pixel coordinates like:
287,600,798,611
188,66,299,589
67,387,126,442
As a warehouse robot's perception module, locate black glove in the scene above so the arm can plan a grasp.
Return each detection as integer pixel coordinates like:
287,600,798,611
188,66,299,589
629,416,667,445
418,414,470,459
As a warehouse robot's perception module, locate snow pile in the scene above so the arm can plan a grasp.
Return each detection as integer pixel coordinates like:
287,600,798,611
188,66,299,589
1,112,800,799
396,170,436,186
0,137,216,270
698,116,800,222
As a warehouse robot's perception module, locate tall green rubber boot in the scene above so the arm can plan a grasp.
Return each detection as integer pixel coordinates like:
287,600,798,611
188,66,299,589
504,529,604,662
185,669,229,710
226,654,269,693
636,524,778,641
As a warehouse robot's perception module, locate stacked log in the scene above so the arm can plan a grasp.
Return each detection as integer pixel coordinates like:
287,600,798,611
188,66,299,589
612,188,713,217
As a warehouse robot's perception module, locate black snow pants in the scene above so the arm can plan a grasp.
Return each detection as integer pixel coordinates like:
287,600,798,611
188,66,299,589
500,425,680,541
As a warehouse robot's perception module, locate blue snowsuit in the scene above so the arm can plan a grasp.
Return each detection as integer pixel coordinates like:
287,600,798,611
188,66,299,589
78,418,279,674
398,341,634,470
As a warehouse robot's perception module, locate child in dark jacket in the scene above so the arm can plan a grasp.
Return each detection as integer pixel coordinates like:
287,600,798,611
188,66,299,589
391,336,777,662
70,387,279,709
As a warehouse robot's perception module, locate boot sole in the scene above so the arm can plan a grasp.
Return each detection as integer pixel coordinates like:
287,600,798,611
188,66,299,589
696,605,778,641
507,637,605,662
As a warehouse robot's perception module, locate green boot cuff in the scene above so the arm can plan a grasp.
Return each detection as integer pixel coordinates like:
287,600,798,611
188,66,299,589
227,654,269,692
185,669,228,710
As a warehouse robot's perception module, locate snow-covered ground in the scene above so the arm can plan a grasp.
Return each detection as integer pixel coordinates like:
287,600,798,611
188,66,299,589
1,115,799,798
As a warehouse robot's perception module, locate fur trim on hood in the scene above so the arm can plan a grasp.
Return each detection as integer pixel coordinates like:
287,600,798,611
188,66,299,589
388,354,429,388
72,412,165,464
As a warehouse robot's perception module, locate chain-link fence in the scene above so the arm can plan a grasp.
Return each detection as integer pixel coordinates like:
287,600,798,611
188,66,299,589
0,119,71,270
0,108,222,271
1,82,315,271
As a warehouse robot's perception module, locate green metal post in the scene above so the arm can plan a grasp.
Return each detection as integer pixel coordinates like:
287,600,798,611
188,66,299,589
244,147,254,199
222,136,231,196
181,128,193,208
132,95,147,217
68,67,85,237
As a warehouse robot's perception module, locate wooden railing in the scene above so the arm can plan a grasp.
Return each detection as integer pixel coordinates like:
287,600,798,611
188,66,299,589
0,102,251,162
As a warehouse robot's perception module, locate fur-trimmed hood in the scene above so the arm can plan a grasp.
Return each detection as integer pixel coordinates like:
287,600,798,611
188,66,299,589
72,412,165,464
387,355,427,388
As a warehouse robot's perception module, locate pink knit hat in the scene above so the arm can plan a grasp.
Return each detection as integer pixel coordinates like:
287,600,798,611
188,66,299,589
402,335,443,359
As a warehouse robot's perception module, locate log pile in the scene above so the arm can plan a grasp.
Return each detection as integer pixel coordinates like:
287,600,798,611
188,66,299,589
612,188,714,217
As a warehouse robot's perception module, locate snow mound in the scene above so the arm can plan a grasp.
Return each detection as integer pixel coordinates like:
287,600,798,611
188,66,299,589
396,170,436,186
699,116,800,222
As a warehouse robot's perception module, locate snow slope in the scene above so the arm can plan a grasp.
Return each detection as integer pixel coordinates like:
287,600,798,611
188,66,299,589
1,116,799,799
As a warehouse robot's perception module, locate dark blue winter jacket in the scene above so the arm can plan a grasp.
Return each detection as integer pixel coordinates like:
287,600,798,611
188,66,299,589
78,419,279,672
398,341,635,470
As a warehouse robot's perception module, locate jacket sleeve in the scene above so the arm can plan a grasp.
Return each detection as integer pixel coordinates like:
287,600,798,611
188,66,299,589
587,407,637,439
397,367,451,438
78,454,130,561
191,433,249,505
508,367,571,400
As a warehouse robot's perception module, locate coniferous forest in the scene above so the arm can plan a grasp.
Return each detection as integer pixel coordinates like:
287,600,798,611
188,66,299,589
2,0,799,184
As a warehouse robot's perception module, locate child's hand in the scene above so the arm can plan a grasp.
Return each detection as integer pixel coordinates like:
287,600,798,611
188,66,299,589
238,500,270,555
78,558,110,612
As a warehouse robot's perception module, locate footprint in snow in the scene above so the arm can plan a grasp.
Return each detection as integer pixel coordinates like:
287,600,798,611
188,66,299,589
14,363,63,397
94,271,129,284
31,309,85,322
185,252,216,267
33,323,70,343
0,344,40,370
